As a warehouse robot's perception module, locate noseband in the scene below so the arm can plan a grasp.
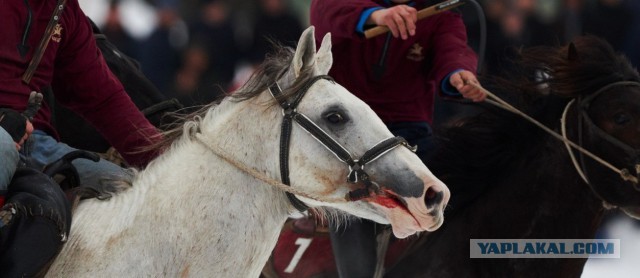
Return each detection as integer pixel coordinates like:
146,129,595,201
269,75,416,211
561,81,640,189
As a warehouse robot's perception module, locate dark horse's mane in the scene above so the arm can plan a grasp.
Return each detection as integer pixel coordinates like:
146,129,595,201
433,36,640,213
157,42,317,149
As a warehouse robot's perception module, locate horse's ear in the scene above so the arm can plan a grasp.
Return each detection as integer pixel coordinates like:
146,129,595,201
568,42,579,61
292,26,317,78
316,33,333,75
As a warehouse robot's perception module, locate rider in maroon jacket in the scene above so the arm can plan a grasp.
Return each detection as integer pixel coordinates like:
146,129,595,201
1,0,162,275
312,0,484,124
1,0,160,167
311,0,485,276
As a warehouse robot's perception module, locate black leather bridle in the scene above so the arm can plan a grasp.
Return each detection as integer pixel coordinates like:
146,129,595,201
268,75,417,211
573,81,640,189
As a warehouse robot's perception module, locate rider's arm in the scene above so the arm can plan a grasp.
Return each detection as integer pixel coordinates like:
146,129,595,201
425,12,478,97
50,0,161,167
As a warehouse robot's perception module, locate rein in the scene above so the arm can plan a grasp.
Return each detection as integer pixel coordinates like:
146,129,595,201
194,134,348,204
469,82,640,187
268,75,416,211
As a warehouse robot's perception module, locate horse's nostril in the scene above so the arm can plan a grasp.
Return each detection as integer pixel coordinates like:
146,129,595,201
425,187,443,208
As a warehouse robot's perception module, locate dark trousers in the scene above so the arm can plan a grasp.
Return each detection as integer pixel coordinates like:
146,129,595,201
330,122,435,278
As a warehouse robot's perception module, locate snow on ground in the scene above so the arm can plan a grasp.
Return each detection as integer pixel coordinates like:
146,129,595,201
582,215,640,278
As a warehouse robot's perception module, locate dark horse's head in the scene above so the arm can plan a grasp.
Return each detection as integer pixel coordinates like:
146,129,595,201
381,37,639,277
553,37,640,218
438,36,640,220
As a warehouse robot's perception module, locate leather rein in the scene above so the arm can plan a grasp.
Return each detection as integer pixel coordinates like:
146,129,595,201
268,75,416,211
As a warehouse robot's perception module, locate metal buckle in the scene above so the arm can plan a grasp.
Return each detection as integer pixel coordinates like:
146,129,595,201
347,161,363,183
282,106,296,117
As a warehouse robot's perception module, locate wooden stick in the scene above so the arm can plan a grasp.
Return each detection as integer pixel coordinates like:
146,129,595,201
364,0,466,39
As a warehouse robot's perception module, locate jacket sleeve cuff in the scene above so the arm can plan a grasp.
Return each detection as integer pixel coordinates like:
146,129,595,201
441,69,465,97
357,7,384,34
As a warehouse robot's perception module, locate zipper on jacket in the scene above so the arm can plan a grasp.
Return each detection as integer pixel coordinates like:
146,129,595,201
18,0,33,58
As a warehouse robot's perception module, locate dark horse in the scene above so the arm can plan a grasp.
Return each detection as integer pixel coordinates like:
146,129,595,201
383,36,640,277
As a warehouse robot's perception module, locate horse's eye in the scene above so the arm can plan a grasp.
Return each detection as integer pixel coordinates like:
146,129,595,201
613,113,631,125
325,112,345,124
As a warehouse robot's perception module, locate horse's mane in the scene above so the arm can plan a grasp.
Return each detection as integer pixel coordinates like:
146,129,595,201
432,36,640,211
155,42,317,150
489,36,639,99
146,41,354,225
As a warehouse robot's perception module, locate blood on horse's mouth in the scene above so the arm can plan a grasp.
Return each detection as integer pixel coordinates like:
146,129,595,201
372,189,410,214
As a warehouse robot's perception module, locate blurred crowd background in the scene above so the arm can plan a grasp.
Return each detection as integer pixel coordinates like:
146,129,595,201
80,0,309,107
78,0,639,108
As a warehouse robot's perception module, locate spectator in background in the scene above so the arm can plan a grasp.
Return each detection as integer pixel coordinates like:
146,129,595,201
581,0,634,55
80,0,186,96
622,0,640,67
174,0,240,107
101,0,139,56
137,4,186,94
247,0,304,65
482,0,534,75
562,0,584,42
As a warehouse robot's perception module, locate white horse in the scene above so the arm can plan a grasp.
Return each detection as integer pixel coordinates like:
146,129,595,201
46,27,450,277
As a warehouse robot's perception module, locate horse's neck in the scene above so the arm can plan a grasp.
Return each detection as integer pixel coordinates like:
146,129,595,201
468,142,605,238
51,97,293,277
130,97,291,275
437,149,606,275
136,142,292,275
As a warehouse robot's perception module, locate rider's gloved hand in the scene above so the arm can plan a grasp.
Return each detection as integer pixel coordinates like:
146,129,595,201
22,91,43,121
0,109,28,144
0,92,42,150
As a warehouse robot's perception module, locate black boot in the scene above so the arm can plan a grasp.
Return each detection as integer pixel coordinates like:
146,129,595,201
0,167,71,277
330,219,379,278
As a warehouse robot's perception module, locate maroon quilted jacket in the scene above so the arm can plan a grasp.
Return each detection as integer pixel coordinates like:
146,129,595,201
310,0,477,124
0,0,160,166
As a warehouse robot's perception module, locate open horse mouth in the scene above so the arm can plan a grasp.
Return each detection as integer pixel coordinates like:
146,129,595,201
367,186,446,238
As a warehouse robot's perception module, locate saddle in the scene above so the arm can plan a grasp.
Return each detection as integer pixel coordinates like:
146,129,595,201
0,150,116,277
262,215,418,278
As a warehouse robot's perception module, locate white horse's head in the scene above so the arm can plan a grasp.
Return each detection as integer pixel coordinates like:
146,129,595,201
263,27,450,238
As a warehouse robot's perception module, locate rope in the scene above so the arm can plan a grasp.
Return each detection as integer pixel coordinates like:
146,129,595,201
469,83,639,184
561,100,590,184
194,133,349,204
373,228,393,278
